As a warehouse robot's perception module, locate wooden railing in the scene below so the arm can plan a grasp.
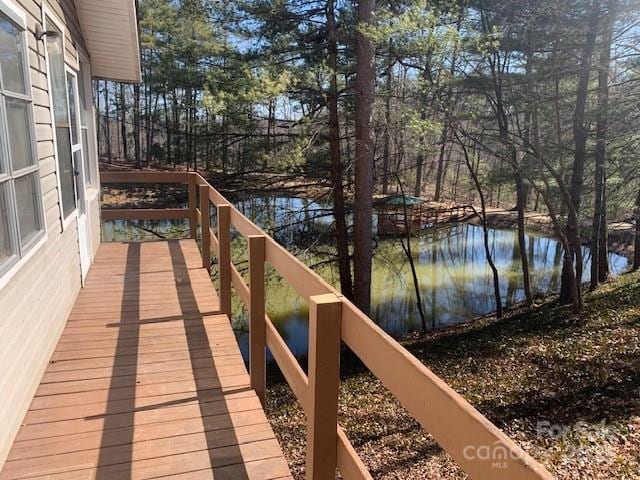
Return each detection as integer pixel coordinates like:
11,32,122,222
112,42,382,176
101,171,554,480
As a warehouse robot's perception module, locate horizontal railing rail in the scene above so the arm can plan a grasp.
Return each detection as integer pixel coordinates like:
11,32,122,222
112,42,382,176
100,172,193,222
101,208,190,221
101,171,554,480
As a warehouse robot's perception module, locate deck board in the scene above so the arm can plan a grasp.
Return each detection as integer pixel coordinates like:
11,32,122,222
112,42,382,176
0,240,292,480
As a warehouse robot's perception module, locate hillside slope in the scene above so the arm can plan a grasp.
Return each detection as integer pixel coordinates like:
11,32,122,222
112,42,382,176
268,272,640,479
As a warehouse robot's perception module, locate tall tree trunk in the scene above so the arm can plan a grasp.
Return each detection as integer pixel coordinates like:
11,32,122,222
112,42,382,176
485,42,533,307
516,46,535,307
221,113,229,173
172,91,179,168
434,12,462,202
515,167,533,306
205,110,211,170
452,158,461,199
397,177,427,331
96,82,101,158
133,83,141,169
531,107,582,312
591,0,615,288
120,84,128,161
414,113,425,198
382,52,392,195
148,94,160,167
326,0,353,300
634,189,640,270
163,92,171,165
413,67,430,198
115,90,121,159
560,3,599,308
184,88,191,170
343,104,353,187
145,75,152,166
191,90,197,170
434,122,448,201
598,185,608,281
457,131,502,318
265,99,275,170
104,81,112,162
353,0,376,314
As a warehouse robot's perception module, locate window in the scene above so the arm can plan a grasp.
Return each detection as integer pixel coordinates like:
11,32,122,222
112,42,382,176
45,16,76,220
66,70,85,215
78,64,93,186
0,6,45,274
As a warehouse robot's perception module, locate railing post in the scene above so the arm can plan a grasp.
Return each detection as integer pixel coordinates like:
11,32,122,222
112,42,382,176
217,204,232,315
248,235,266,406
199,184,211,271
188,174,198,239
306,293,342,480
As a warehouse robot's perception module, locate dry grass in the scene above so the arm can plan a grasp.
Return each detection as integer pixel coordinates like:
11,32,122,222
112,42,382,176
266,271,640,479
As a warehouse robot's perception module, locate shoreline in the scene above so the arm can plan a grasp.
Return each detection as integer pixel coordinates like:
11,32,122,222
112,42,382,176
99,166,637,262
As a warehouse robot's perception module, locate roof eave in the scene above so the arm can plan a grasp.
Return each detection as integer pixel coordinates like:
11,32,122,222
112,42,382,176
74,0,141,83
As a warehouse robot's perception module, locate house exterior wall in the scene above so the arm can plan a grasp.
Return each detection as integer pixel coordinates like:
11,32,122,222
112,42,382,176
0,0,101,466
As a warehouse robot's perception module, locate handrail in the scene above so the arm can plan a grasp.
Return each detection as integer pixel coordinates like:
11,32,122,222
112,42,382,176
101,171,192,222
101,171,190,184
100,171,554,480
101,208,189,221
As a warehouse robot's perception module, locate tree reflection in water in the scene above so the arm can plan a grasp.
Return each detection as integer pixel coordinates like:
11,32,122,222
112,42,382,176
102,196,629,359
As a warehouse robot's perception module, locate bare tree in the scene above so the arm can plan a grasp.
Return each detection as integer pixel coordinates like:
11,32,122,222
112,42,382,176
104,81,112,162
327,0,353,299
382,47,393,195
634,188,640,271
591,0,616,288
560,2,600,308
475,3,533,307
353,0,376,314
120,84,129,161
455,130,503,318
134,83,141,168
396,174,428,331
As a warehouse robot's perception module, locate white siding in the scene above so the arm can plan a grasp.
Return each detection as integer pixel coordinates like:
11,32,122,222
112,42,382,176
0,0,102,467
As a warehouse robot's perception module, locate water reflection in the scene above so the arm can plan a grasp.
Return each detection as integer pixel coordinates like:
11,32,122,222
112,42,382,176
102,196,628,358
102,218,189,242
369,224,626,337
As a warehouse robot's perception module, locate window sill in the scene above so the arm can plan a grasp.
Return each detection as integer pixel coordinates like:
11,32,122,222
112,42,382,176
86,187,99,202
0,231,47,292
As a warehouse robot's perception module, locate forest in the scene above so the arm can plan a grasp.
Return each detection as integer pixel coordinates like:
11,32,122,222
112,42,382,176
95,0,640,477
98,0,640,320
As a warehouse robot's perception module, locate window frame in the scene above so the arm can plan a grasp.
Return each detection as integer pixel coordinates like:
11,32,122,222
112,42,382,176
0,0,46,280
42,5,78,229
77,58,97,189
65,65,86,215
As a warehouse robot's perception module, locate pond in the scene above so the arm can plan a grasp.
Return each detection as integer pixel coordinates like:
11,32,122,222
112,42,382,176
102,196,629,358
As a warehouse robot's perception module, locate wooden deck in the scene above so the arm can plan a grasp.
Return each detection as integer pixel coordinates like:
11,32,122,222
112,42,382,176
0,240,292,480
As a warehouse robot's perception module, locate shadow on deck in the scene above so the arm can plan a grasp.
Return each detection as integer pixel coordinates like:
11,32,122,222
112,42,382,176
0,239,291,480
